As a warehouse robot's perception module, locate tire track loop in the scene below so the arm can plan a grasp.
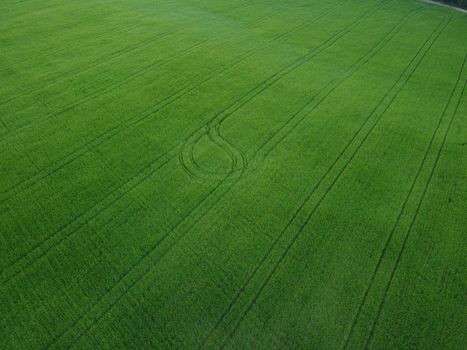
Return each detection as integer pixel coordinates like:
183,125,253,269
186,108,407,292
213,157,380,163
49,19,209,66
181,129,240,180
342,53,466,350
4,1,416,348
39,1,398,348
179,0,386,180
0,0,278,276
0,0,343,282
180,122,248,180
196,7,423,348
208,16,450,350
2,2,376,283
0,0,268,106
0,1,303,202
6,0,375,346
190,112,250,180
362,56,467,350
0,2,342,204
209,127,249,179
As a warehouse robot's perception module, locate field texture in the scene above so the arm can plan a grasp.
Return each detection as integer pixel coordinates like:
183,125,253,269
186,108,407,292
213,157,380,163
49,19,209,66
0,0,466,349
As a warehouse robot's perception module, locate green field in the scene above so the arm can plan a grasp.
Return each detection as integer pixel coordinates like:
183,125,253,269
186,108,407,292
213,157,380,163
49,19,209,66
1,0,466,348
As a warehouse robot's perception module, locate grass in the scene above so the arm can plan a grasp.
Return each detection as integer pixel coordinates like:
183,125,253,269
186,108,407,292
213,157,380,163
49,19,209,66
0,0,466,349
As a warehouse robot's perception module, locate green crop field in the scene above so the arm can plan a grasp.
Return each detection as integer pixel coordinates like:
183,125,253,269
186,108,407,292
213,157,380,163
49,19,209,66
0,0,466,349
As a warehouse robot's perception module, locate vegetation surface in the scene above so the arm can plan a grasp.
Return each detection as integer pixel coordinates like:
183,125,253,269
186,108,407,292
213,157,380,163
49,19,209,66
0,0,466,349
